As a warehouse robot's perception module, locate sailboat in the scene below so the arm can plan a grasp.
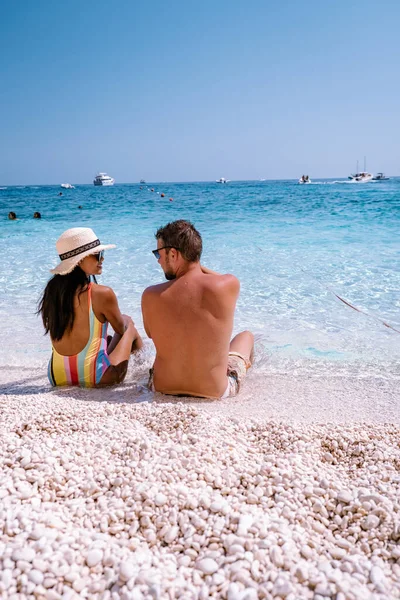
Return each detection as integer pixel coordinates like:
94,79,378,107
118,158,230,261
348,157,373,182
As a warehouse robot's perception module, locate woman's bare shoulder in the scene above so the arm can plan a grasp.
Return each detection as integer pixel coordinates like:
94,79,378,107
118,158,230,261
90,283,117,302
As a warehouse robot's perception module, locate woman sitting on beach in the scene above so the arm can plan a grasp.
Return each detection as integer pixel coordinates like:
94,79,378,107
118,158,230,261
38,227,142,387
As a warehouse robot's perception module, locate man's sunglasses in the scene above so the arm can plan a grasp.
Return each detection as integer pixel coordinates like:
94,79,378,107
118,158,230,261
93,250,105,261
152,246,180,260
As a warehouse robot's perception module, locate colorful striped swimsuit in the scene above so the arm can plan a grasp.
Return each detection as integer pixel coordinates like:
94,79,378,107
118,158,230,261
48,283,111,387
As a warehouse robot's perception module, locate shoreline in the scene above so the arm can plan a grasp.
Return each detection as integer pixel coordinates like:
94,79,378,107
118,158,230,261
1,370,399,598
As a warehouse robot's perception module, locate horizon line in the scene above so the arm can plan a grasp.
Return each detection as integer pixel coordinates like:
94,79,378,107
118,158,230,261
1,175,398,187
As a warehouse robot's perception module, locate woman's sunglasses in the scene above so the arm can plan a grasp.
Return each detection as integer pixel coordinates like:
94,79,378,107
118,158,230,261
92,250,105,261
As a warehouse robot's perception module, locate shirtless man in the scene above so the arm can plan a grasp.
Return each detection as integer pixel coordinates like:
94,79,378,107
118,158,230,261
141,220,254,399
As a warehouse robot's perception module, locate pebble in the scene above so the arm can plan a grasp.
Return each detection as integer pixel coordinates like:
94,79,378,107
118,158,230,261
12,548,35,562
119,561,137,582
164,526,179,543
337,491,352,504
72,578,87,593
331,547,347,560
196,558,219,575
361,515,380,530
370,566,385,585
294,565,309,583
270,545,284,567
237,515,253,536
28,570,44,585
86,549,103,567
272,578,293,597
154,493,167,506
300,545,313,559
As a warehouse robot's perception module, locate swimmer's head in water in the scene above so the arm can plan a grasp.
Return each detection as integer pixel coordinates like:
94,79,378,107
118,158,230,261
33,212,41,219
8,212,17,220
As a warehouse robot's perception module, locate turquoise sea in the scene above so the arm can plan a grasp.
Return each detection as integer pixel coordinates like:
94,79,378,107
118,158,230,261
1,179,399,396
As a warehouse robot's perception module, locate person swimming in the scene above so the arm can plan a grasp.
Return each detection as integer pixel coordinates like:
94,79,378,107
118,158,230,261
38,227,142,387
33,212,41,219
8,212,17,220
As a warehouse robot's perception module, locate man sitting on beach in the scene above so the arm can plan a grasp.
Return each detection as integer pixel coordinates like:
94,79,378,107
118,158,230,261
141,220,254,399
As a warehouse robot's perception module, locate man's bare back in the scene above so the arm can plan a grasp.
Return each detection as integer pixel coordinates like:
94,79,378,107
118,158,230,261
141,220,254,399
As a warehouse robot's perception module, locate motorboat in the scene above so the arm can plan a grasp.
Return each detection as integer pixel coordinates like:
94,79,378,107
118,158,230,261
61,183,75,189
216,177,229,183
298,175,311,184
372,172,390,181
93,173,115,186
348,172,373,183
140,179,146,184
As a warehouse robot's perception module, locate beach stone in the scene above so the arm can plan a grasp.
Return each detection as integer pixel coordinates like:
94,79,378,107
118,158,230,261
43,577,58,588
270,545,284,567
86,548,103,567
294,564,309,583
370,566,385,585
154,493,167,506
337,491,352,504
164,526,179,543
12,547,35,562
237,515,253,536
1,569,13,590
300,545,313,559
272,578,293,597
46,591,62,600
119,561,137,582
196,558,219,575
72,578,87,593
29,526,46,540
331,547,347,560
28,569,44,585
361,515,380,530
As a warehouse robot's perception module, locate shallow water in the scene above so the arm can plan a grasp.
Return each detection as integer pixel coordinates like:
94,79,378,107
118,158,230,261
1,179,399,395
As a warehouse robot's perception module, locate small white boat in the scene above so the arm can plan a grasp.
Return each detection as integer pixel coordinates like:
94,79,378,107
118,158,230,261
298,175,311,184
93,173,115,186
216,177,229,183
61,183,75,189
372,172,389,181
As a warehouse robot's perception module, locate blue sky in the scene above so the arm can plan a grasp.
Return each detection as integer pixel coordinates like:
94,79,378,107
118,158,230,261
1,0,399,184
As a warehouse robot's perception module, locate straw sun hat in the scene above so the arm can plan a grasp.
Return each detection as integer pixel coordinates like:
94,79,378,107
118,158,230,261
50,227,116,275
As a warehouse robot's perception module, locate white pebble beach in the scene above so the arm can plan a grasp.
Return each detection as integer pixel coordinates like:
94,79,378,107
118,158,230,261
1,366,399,600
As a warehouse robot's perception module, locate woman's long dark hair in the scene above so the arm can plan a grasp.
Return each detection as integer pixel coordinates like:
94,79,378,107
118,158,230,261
38,266,90,341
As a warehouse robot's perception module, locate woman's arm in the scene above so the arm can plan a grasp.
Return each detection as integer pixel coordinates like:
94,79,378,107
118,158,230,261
96,286,143,351
96,287,126,334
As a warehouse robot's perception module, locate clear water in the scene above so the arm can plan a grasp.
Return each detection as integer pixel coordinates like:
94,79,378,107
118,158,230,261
1,179,399,388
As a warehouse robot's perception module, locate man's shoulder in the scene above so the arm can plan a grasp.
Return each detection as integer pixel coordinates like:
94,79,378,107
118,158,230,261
207,273,240,291
142,281,171,299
